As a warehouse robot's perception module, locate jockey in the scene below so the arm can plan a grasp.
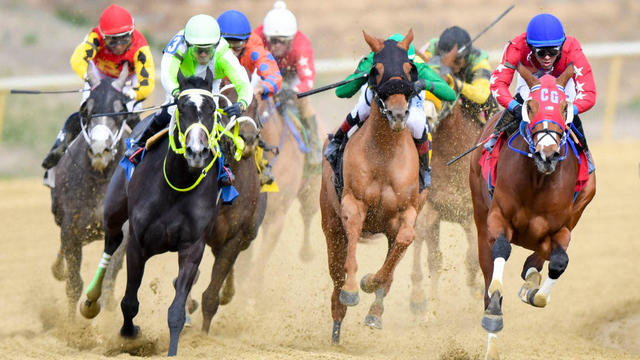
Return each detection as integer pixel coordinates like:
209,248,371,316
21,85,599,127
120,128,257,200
487,13,596,172
325,33,457,190
254,1,323,173
217,9,283,185
124,14,253,172
421,26,497,121
42,4,155,174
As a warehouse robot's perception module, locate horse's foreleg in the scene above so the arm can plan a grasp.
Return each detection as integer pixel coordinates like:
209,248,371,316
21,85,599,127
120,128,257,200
61,227,82,318
339,196,366,306
201,238,242,334
425,216,442,300
167,239,206,356
481,233,511,334
363,208,417,294
569,172,596,230
462,217,481,295
101,226,128,311
120,233,146,340
526,229,570,308
410,232,427,315
518,252,545,306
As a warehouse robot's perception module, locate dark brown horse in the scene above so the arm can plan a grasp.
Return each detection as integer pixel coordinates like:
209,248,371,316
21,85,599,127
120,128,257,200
469,64,596,359
321,29,427,344
410,47,486,314
237,88,320,296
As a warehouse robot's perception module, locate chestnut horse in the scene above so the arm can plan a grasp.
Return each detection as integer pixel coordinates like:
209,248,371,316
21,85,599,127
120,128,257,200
469,64,596,359
321,29,427,344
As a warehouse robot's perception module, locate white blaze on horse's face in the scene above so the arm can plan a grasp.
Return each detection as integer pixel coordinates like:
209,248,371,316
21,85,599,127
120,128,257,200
183,93,213,169
87,116,118,172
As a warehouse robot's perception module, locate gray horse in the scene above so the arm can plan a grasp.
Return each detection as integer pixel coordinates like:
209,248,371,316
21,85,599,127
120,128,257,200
50,67,131,316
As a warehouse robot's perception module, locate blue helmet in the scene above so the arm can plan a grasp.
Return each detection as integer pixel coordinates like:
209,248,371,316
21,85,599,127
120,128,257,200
217,10,251,40
526,13,565,47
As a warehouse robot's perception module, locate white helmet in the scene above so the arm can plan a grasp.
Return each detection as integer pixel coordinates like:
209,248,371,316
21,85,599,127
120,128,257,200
263,1,297,37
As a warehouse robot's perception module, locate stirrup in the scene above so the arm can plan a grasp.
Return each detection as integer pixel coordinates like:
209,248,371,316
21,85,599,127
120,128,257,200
43,168,56,189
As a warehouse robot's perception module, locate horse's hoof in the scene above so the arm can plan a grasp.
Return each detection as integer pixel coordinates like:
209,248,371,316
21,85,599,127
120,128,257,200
532,291,549,308
120,325,140,339
481,314,503,333
486,335,500,360
51,264,67,281
79,299,101,319
360,273,377,293
187,299,199,314
364,314,382,329
339,289,359,306
331,320,341,345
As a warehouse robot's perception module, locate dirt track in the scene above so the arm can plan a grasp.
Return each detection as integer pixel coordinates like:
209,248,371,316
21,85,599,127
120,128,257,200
0,140,639,359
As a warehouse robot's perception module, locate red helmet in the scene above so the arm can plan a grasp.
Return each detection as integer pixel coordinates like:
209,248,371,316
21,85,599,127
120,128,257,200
99,4,134,36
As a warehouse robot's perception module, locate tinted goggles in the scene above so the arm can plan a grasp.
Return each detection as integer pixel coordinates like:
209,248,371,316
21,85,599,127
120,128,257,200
227,40,247,51
105,34,132,47
267,36,293,46
192,45,214,55
532,46,561,58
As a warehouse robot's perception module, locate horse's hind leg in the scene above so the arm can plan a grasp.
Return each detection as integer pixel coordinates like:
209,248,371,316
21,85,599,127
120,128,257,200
51,247,67,281
101,226,128,311
326,230,348,344
201,237,242,334
425,215,442,300
298,176,320,262
168,239,206,356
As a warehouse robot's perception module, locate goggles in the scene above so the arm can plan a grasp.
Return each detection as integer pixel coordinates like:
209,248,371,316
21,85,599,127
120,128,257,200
191,44,215,56
267,36,293,46
532,46,561,58
104,33,132,47
227,39,247,51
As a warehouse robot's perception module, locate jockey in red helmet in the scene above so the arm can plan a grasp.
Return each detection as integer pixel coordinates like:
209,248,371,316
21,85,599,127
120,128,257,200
486,13,596,173
42,4,155,187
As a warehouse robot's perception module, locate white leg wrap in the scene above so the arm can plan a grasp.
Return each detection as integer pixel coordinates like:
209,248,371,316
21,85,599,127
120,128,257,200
98,252,112,269
525,267,539,279
539,277,557,298
488,257,506,297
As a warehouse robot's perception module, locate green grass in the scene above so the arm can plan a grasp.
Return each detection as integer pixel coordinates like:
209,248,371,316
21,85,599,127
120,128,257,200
2,93,77,154
54,6,92,28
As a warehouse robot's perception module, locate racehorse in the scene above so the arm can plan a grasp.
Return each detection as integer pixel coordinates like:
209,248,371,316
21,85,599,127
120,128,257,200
79,69,224,356
199,83,267,333
239,85,320,295
50,66,131,316
410,47,485,314
320,29,427,344
469,64,596,359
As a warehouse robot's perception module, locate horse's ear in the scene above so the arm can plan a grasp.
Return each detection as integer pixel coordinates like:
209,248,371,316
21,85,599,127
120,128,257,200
363,30,383,53
517,63,539,88
86,70,100,88
204,67,214,88
397,29,414,51
556,63,574,88
441,43,458,68
113,62,130,90
177,69,186,89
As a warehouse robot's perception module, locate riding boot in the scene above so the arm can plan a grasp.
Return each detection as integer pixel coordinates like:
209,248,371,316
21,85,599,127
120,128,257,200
258,146,275,185
483,110,516,152
571,115,595,173
124,108,171,164
301,114,323,166
42,112,81,169
415,131,431,191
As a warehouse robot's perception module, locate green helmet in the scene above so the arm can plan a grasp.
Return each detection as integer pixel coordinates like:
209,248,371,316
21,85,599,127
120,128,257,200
184,14,221,46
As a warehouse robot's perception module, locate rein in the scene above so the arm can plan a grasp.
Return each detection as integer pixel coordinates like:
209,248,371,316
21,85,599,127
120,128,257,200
162,87,256,192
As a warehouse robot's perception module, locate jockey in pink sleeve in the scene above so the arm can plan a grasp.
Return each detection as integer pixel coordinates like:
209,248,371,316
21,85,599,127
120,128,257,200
254,1,322,172
487,13,596,172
